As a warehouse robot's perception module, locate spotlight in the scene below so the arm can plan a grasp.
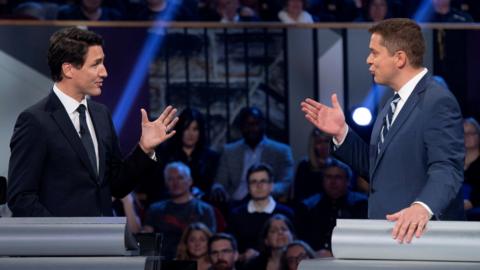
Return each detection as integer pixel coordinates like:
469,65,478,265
352,107,372,126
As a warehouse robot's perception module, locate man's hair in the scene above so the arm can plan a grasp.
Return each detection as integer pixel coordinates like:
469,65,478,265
47,27,104,82
246,163,273,183
164,161,192,180
369,18,425,68
208,233,238,254
324,158,353,182
237,106,264,127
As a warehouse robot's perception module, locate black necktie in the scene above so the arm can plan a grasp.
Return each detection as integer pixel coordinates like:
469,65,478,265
77,104,97,175
377,94,401,154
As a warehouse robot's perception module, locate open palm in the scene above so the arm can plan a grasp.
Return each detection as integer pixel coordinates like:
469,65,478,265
301,94,346,138
139,106,178,154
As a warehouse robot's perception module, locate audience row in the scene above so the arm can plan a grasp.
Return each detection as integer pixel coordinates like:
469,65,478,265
0,0,477,23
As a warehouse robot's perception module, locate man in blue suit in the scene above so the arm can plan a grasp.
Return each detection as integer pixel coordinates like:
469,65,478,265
301,18,464,244
7,27,178,217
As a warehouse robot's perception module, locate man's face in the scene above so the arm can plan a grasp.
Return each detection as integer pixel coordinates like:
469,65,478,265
248,171,273,201
366,33,398,87
322,166,349,200
82,0,102,12
165,168,191,198
241,115,264,147
209,239,238,270
69,45,107,100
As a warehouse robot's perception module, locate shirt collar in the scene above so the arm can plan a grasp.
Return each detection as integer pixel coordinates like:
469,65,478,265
247,196,276,214
53,84,88,114
396,68,428,102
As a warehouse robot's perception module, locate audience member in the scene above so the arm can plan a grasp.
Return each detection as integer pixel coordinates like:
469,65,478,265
308,0,358,22
148,108,219,201
208,233,240,270
143,162,216,259
57,0,122,21
293,129,331,202
297,159,367,257
228,164,294,261
355,0,390,22
281,240,316,270
463,117,480,220
213,0,258,22
241,0,282,21
278,0,314,23
420,0,473,22
112,193,143,233
126,0,196,21
244,214,295,270
212,107,294,204
177,222,213,270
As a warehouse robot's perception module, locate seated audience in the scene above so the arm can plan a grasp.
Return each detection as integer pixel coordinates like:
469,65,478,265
208,233,240,270
143,162,216,259
308,0,359,22
241,0,282,21
278,0,314,23
281,240,316,270
297,159,367,257
159,108,219,198
177,222,213,270
355,0,390,22
127,0,196,21
244,214,295,270
463,117,480,220
293,128,331,202
57,0,122,21
212,106,294,204
420,0,473,22
228,164,294,261
214,0,258,22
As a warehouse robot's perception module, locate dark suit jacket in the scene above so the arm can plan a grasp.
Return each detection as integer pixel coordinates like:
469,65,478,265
335,74,465,220
7,92,156,217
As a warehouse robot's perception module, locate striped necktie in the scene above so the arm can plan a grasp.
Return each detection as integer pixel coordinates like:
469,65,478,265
377,94,401,154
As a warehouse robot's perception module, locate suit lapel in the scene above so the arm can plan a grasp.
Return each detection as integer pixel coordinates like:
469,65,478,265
371,75,430,177
48,92,99,182
87,100,106,184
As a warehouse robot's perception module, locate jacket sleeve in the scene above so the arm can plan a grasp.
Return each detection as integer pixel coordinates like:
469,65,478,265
7,111,52,217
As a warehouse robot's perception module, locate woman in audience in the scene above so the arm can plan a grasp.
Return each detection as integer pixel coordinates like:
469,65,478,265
277,0,313,23
293,128,331,201
176,222,213,270
244,214,295,270
463,117,480,220
281,240,316,270
153,108,219,198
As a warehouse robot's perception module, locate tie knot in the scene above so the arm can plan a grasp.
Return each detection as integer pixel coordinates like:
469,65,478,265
77,104,86,115
392,94,401,104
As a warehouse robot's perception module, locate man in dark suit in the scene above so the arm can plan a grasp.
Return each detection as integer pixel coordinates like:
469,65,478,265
7,27,178,217
301,18,464,243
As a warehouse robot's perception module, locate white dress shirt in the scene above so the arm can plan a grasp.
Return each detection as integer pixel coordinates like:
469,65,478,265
53,84,99,172
247,196,276,214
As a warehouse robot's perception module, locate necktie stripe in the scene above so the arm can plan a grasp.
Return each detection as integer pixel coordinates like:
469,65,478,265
378,94,400,154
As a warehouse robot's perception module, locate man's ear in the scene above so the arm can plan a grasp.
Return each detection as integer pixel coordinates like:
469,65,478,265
62,63,74,79
395,51,407,69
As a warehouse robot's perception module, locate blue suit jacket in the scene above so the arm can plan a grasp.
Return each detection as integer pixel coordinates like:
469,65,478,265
335,74,465,220
7,92,156,217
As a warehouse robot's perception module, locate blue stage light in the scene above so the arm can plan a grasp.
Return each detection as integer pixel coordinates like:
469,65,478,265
352,107,372,126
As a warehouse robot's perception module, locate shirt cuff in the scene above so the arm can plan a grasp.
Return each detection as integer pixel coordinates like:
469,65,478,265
332,125,349,146
412,201,433,218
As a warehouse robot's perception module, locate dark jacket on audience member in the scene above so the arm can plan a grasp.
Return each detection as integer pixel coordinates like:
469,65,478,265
298,192,367,251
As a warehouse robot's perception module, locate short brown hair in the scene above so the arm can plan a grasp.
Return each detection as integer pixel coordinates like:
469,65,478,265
47,27,103,82
369,18,425,68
